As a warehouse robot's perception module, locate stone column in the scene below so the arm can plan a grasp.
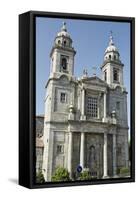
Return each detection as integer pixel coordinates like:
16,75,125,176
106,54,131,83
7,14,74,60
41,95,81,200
113,134,117,177
68,131,73,177
103,133,108,178
104,92,107,119
125,134,129,168
81,88,86,120
80,132,85,168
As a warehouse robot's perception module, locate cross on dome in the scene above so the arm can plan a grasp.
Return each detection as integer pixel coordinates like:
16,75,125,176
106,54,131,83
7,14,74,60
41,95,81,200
109,30,114,46
56,22,70,38
61,21,67,32
104,31,118,54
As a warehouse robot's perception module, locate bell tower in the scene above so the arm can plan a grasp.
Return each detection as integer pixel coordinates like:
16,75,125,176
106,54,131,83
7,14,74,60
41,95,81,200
43,22,76,181
50,22,76,78
101,32,124,87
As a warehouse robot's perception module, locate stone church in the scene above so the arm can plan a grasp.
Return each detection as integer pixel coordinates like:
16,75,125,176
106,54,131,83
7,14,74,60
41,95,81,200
42,22,129,181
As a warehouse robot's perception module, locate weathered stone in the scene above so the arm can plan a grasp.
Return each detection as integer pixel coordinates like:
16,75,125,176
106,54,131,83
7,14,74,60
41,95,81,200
40,23,130,182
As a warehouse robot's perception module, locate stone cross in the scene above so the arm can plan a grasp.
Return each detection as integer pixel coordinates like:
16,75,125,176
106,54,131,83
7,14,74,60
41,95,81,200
83,69,88,78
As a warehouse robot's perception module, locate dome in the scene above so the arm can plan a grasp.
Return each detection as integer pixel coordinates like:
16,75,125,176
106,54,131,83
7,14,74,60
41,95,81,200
57,22,70,38
105,45,118,53
105,32,119,54
57,31,70,37
52,22,76,52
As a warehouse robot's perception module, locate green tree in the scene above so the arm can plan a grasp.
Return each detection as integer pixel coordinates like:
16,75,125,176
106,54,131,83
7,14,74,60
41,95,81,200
51,167,70,182
119,167,130,175
36,171,45,184
79,169,93,181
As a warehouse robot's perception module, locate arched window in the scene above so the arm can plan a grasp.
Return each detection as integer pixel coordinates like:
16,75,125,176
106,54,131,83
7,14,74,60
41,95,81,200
61,58,67,70
114,55,116,60
113,68,119,82
109,55,111,59
58,40,60,44
63,40,66,46
104,70,107,81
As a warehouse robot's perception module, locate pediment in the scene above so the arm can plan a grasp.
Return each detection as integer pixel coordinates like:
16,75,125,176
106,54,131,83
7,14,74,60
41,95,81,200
59,74,69,84
115,85,122,92
82,76,107,87
113,85,124,94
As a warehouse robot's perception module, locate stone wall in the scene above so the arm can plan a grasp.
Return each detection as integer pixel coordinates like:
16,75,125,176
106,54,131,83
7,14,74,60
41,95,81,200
72,132,81,178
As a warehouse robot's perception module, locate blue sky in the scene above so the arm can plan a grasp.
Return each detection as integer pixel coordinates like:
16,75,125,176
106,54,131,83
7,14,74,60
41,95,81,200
36,17,130,130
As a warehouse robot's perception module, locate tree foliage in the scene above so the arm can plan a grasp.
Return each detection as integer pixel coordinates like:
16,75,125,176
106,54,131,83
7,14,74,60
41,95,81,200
119,167,130,175
36,171,45,184
79,169,93,181
51,167,70,182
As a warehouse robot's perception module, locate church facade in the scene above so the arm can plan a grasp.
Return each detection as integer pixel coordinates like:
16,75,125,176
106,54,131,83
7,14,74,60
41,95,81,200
42,22,129,181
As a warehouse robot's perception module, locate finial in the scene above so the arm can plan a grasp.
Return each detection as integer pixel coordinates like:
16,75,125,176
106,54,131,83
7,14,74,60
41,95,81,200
109,30,114,45
92,66,97,77
61,21,67,32
83,68,88,78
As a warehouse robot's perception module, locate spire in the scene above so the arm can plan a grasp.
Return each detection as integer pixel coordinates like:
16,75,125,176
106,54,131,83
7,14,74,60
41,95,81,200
61,21,67,32
109,31,114,46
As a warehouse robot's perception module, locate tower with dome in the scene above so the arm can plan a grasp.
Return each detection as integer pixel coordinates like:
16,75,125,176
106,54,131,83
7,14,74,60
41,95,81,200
42,23,129,181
